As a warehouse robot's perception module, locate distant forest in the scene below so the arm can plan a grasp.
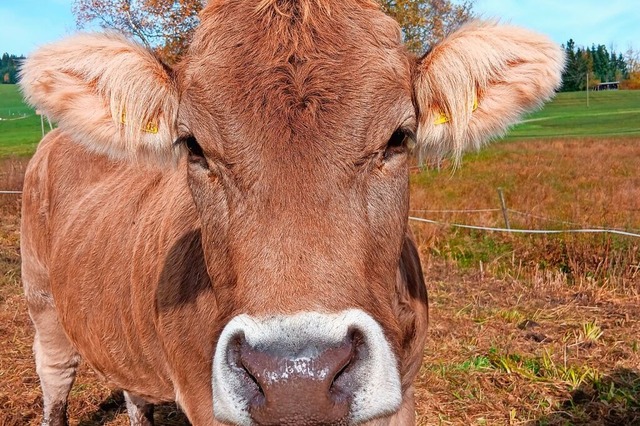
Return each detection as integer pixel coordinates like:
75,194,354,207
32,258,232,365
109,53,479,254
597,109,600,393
1,54,24,84
561,40,640,91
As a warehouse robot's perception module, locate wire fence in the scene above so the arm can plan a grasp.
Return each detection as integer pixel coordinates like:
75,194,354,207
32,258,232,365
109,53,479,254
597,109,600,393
409,208,501,214
507,209,640,233
2,189,639,238
409,207,640,235
408,216,640,238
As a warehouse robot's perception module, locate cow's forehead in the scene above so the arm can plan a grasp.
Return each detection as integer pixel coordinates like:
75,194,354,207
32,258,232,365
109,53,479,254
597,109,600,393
178,0,414,154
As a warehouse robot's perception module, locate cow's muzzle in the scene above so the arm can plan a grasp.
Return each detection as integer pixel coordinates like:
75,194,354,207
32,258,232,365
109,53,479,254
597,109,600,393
212,310,402,426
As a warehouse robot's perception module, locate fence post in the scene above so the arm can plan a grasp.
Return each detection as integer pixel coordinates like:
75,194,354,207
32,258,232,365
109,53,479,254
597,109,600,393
36,109,45,138
498,188,511,229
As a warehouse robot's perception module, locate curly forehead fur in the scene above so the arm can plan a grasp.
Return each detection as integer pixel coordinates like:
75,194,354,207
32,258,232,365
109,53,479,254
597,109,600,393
182,0,409,143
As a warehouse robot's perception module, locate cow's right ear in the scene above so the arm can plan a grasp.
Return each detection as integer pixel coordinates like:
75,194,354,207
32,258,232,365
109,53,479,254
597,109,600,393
20,33,179,162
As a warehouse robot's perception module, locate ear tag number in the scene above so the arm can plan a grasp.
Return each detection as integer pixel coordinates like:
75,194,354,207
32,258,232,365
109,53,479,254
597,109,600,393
120,109,159,134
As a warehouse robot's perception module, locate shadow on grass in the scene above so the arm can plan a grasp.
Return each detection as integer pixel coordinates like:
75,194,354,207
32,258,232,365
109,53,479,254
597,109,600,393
77,391,125,426
77,390,190,426
535,368,640,426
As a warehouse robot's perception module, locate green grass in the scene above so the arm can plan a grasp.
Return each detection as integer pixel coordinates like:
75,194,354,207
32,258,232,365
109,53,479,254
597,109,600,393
0,84,32,117
436,231,514,269
505,90,640,139
0,84,43,157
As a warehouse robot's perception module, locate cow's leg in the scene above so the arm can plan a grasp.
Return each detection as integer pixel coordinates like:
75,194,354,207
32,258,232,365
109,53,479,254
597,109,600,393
30,307,80,426
124,391,155,426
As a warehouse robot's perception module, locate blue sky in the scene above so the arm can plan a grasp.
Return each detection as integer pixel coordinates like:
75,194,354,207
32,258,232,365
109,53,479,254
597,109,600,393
1,0,76,56
1,0,639,56
475,0,639,53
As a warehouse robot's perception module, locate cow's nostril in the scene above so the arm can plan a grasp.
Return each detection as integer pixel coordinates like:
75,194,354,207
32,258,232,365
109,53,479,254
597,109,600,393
329,346,353,392
240,358,265,401
227,335,265,405
329,330,362,399
234,334,360,424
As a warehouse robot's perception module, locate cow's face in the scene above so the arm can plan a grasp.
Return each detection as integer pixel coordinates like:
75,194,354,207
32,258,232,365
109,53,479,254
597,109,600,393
179,5,417,422
180,1,413,313
20,0,564,423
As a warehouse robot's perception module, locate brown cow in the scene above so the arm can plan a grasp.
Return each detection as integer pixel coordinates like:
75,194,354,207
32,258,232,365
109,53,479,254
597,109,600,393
19,1,564,425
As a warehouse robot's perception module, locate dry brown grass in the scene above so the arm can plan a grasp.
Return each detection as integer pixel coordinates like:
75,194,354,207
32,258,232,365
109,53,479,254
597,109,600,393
0,158,25,217
409,137,640,424
1,138,639,425
412,255,639,425
410,137,640,292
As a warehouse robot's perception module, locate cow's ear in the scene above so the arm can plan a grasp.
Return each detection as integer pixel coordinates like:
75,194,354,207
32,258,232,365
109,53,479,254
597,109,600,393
413,21,565,163
20,33,179,163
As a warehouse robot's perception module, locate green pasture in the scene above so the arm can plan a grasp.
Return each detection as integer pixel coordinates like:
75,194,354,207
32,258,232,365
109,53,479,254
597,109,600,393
0,84,639,158
0,84,42,157
505,89,640,139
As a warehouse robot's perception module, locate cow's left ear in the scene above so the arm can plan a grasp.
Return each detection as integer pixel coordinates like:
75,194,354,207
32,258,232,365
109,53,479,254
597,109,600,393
20,33,179,163
414,20,565,162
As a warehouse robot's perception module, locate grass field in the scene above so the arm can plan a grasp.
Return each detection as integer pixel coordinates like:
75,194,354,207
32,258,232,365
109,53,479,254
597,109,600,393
506,90,640,139
0,85,639,424
0,85,43,157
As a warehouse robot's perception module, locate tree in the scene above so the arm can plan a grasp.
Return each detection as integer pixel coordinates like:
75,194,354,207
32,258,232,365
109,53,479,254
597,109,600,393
72,0,474,63
73,0,205,64
0,53,25,84
561,39,583,92
625,47,640,73
378,0,475,53
621,47,640,89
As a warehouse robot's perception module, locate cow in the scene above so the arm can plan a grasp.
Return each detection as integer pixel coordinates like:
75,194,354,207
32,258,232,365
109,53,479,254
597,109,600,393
19,0,564,425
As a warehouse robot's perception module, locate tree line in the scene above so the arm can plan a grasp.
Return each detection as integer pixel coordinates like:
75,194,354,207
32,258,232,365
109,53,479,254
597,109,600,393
561,39,640,91
1,53,25,84
72,0,474,63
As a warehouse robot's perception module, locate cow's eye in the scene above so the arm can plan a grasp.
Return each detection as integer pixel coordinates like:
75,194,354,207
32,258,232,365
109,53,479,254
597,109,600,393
383,129,411,160
184,136,204,158
180,135,208,168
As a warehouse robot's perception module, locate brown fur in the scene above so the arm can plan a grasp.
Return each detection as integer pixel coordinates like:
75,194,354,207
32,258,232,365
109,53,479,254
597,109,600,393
20,1,563,424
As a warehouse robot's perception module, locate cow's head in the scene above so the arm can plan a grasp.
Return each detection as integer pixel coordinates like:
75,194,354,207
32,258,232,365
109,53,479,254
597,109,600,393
21,1,564,424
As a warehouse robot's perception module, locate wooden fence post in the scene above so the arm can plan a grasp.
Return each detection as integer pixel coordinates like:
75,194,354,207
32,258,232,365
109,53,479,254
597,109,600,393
498,188,510,229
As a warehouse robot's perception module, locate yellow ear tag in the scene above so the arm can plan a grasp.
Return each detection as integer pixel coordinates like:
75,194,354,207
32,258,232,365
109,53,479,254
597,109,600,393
433,94,479,125
434,112,450,125
120,109,159,134
143,121,159,134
